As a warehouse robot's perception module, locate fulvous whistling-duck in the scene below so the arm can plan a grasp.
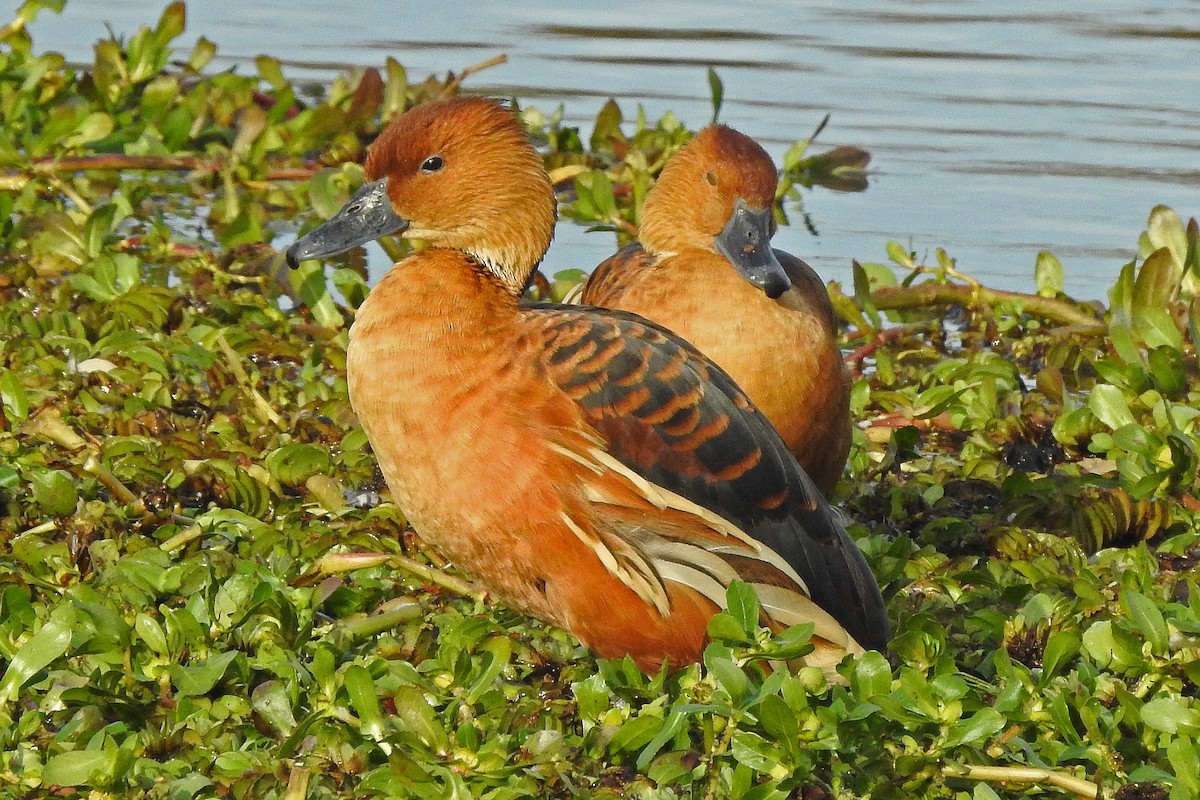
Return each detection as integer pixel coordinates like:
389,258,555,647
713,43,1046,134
285,97,889,674
577,124,851,496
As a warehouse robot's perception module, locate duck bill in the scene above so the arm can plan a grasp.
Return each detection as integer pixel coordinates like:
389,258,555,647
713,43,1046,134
285,178,408,269
713,199,791,299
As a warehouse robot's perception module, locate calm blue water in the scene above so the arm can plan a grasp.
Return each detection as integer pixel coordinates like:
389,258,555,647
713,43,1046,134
30,1,1200,299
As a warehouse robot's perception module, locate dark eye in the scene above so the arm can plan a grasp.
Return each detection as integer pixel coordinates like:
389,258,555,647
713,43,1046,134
704,171,718,186
420,156,444,173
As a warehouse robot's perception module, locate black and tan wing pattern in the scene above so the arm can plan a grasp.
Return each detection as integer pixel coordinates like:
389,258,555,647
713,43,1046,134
532,304,890,655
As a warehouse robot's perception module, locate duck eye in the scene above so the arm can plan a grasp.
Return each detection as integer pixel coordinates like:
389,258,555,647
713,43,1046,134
704,171,718,187
420,156,444,173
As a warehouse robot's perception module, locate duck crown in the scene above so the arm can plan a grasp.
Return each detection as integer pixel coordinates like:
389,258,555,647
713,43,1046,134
640,124,779,256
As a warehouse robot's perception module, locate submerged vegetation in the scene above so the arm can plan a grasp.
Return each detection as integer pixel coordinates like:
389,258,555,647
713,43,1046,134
1,2,1197,798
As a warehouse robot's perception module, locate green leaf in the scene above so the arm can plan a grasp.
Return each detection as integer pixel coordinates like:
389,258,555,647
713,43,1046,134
1121,589,1169,654
31,469,78,517
1034,250,1063,298
1135,307,1184,352
707,67,724,123
0,604,74,705
291,259,345,329
850,649,892,700
64,111,114,148
1088,384,1136,430
1143,205,1188,264
1168,735,1200,796
730,730,785,775
251,680,297,735
705,652,750,706
1140,696,1200,735
607,713,663,754
41,749,112,788
0,369,29,422
255,55,286,90
635,709,686,769
265,443,331,488
589,99,624,154
1132,247,1181,313
171,650,241,697
344,665,386,741
700,614,748,642
942,707,1006,749
756,693,800,763
726,580,760,637
1040,630,1080,680
392,684,448,753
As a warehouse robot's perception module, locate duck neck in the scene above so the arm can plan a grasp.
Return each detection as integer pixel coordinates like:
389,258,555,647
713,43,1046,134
352,249,519,355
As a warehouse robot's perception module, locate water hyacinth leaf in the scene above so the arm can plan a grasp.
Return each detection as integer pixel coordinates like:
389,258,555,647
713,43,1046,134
1109,259,1136,330
384,56,409,117
0,604,74,705
256,55,286,89
1120,589,1169,655
1147,345,1187,396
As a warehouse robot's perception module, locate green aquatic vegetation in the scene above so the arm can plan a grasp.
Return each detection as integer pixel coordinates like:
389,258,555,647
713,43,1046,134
1,3,1198,799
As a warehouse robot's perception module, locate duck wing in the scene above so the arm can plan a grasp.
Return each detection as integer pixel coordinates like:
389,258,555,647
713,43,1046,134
531,304,890,654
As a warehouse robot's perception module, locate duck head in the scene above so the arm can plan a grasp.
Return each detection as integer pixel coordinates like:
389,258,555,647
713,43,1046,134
639,124,791,299
286,96,557,295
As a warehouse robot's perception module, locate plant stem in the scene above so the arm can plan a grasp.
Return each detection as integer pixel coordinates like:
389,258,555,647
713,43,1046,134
869,283,1104,331
942,764,1109,799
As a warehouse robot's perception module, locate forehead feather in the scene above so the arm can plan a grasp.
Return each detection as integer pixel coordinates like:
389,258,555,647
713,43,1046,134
687,125,778,197
364,96,520,179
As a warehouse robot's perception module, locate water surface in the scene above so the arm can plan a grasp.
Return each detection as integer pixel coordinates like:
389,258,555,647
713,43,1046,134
31,1,1200,298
